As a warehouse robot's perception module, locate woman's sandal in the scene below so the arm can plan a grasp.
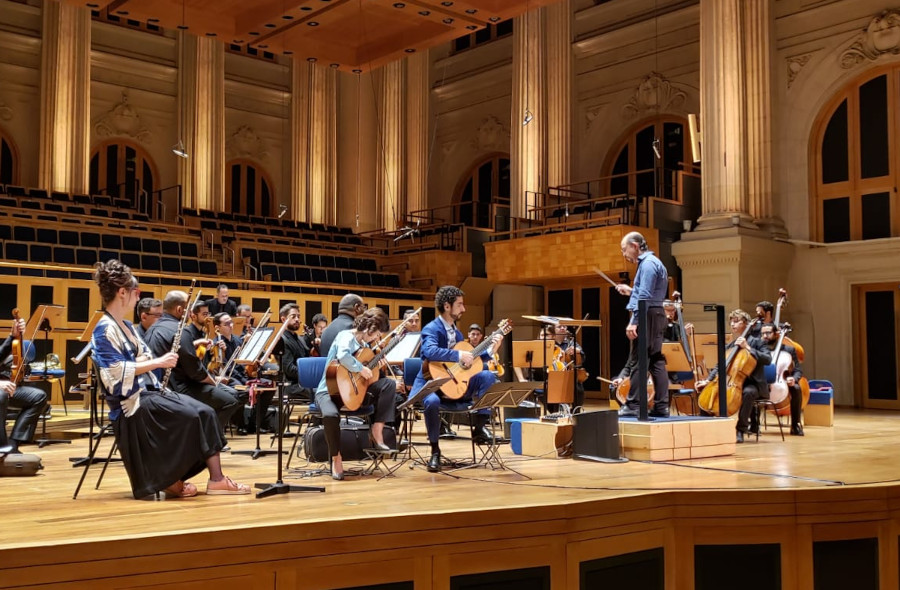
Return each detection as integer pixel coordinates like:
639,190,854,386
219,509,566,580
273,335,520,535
206,476,251,495
163,481,198,498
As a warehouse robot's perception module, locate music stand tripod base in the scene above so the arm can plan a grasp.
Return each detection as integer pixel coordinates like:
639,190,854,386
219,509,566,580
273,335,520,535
232,386,284,460
382,377,452,478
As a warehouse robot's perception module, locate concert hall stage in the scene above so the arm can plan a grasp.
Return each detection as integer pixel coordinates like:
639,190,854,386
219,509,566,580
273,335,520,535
2,406,899,589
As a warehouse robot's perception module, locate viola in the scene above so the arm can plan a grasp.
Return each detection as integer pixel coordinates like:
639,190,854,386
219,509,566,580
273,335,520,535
698,318,759,416
10,308,25,385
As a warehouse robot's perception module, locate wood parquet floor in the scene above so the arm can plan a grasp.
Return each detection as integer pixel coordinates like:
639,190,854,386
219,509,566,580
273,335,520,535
1,406,897,555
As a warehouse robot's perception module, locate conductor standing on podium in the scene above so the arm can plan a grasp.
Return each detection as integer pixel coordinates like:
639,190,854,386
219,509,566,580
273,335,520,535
615,231,669,418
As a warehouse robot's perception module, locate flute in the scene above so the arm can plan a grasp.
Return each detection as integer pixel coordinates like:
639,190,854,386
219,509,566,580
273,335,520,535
160,280,200,392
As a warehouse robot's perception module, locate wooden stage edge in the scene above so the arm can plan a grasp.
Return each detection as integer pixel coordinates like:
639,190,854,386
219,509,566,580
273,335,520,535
3,407,900,589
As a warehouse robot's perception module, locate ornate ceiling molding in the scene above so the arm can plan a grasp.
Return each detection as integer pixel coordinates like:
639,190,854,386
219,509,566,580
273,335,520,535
226,125,269,162
840,9,900,69
94,91,152,144
621,72,686,119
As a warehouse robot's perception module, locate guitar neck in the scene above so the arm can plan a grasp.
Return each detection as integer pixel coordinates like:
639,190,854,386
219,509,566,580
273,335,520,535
365,333,403,370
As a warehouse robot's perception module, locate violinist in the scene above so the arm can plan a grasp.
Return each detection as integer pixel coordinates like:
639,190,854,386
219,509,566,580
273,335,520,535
760,323,804,436
467,324,484,348
209,313,246,385
403,309,421,334
695,310,771,443
314,307,397,480
0,314,48,454
236,304,254,336
301,313,328,358
144,293,245,436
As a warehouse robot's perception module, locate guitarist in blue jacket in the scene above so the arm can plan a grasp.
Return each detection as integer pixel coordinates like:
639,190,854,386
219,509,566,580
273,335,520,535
410,286,503,472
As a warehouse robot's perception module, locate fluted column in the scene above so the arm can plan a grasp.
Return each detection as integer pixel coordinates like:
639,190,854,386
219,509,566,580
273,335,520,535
545,0,571,189
39,0,90,194
177,33,225,211
406,52,429,217
378,61,405,231
291,59,311,222
307,64,338,224
697,0,753,229
743,0,783,234
511,9,545,220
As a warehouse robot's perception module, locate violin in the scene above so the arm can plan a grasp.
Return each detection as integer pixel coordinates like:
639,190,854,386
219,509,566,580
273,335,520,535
206,328,225,375
488,351,505,377
10,309,26,385
698,318,760,416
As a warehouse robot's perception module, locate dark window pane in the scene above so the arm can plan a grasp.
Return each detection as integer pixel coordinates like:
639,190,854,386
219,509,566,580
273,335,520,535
0,139,12,185
861,191,891,239
636,171,655,198
498,158,510,197
865,291,897,401
611,146,628,195
822,197,850,242
89,153,99,195
105,144,117,195
478,161,493,203
635,125,656,170
859,75,889,179
261,178,271,217
822,99,849,184
142,160,154,198
231,164,241,212
246,166,256,214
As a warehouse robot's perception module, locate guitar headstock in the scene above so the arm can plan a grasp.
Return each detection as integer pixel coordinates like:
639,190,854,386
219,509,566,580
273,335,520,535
496,319,513,336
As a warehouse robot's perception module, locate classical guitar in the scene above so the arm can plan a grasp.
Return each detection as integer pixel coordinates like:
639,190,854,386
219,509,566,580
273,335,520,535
426,319,513,400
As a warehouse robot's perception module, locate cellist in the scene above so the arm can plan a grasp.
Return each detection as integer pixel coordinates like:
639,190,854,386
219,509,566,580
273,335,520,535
695,309,771,443
0,313,48,454
760,323,805,436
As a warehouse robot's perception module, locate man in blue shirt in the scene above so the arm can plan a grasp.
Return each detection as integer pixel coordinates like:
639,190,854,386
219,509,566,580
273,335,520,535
615,231,670,417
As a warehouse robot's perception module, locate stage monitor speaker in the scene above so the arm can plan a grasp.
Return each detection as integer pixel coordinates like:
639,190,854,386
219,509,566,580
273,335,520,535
573,410,627,463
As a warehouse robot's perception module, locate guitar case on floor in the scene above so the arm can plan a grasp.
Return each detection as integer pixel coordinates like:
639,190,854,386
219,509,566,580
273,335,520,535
303,422,396,462
0,452,43,477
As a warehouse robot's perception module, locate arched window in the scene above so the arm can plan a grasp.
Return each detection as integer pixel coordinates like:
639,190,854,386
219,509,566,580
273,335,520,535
812,67,899,242
226,160,275,217
454,153,510,228
602,116,691,201
0,127,19,186
89,140,156,205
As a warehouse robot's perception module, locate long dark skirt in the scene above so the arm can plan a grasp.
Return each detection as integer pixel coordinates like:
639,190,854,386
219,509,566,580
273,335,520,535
113,391,225,499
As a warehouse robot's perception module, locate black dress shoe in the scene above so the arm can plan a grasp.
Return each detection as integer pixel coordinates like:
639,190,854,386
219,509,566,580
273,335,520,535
618,406,638,417
473,426,495,445
427,452,441,473
736,431,744,444
649,410,669,418
790,424,804,436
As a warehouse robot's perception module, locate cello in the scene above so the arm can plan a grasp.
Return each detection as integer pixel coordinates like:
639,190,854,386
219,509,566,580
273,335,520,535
767,323,793,412
671,291,702,415
9,309,26,385
697,318,760,416
773,288,805,363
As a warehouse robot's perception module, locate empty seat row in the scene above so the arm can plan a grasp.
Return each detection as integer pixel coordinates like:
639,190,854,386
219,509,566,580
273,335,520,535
0,224,200,257
258,263,400,288
183,207,354,235
0,196,148,222
0,185,138,209
240,247,378,272
2,241,217,275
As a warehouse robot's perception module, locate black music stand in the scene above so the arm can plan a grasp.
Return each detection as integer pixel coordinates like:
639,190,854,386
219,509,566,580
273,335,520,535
379,377,451,479
231,379,281,461
246,319,324,498
447,381,539,478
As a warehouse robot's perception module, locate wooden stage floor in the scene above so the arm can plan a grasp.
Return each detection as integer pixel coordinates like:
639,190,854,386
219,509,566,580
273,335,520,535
3,406,900,589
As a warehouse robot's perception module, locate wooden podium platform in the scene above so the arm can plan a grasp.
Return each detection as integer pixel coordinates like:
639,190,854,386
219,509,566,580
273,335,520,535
618,416,735,461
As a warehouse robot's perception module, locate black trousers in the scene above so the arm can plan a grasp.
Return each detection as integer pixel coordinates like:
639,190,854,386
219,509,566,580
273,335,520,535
0,384,48,446
789,384,802,427
314,377,396,458
624,307,670,411
737,383,766,433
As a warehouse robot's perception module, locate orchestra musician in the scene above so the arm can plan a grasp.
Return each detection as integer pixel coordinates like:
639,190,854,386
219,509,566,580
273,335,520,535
143,292,245,435
301,313,328,358
135,297,162,340
760,323,804,436
320,293,366,355
748,300,774,338
695,310,771,443
208,313,246,385
90,259,249,498
467,324,484,348
314,307,397,480
616,231,670,418
0,315,48,454
553,324,585,408
236,304,254,336
403,308,421,334
206,284,238,317
410,286,503,473
280,303,312,403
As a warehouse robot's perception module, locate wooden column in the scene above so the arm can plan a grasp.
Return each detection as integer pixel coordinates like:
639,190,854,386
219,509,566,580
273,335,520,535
290,59,311,222
39,0,90,194
511,8,545,220
545,0,571,189
308,64,338,225
378,60,405,232
177,33,225,211
406,52,429,218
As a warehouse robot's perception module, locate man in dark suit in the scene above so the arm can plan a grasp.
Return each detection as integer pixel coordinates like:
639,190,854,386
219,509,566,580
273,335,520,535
319,294,365,355
409,286,503,472
761,323,805,436
206,284,238,317
696,309,771,443
279,303,310,402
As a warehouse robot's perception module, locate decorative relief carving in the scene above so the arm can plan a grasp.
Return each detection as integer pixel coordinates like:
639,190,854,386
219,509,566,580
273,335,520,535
621,72,686,118
441,140,458,156
840,9,900,69
0,99,11,121
94,91,152,143
471,115,510,151
226,125,268,161
786,53,812,88
584,103,606,131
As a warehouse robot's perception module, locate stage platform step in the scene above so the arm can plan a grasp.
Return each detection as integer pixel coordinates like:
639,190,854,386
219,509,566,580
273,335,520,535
618,415,735,461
